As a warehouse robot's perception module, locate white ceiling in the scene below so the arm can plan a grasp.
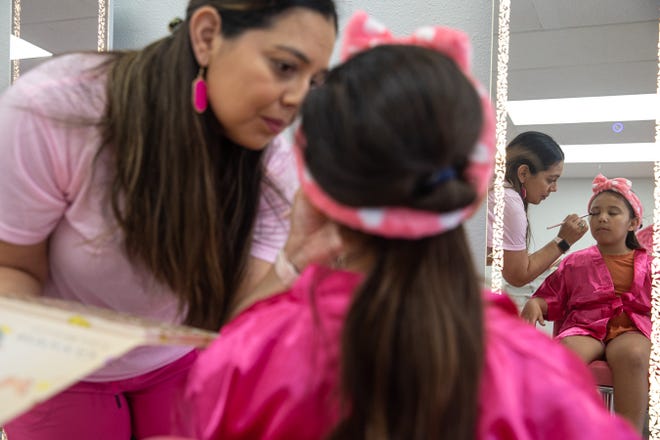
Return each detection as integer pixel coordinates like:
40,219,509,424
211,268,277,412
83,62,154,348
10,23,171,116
19,0,98,53
15,0,98,73
499,0,659,178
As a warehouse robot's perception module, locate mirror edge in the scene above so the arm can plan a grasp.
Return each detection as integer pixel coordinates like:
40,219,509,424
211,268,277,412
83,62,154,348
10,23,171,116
648,18,660,440
10,0,19,83
489,0,511,295
10,0,112,83
491,4,660,436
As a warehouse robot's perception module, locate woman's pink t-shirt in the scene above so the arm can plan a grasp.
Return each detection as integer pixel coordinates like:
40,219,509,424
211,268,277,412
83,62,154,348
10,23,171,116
487,185,527,251
0,54,297,381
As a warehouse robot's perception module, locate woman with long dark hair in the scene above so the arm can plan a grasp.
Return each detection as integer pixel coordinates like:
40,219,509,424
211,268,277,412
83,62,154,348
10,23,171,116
0,1,338,438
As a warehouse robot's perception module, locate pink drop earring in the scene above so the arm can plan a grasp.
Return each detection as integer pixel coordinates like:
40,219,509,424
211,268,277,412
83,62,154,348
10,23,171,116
192,67,208,114
521,186,527,200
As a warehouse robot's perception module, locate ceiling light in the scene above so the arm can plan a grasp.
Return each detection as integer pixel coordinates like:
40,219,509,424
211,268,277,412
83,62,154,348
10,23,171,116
562,143,659,163
10,34,52,60
506,94,659,125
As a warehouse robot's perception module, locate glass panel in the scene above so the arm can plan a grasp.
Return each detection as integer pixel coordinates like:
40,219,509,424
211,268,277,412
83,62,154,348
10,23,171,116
489,1,659,436
11,0,111,82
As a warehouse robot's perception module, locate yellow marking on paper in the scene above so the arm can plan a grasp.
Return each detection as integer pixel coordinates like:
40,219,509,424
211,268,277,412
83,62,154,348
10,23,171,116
34,380,53,392
0,325,11,334
67,315,91,328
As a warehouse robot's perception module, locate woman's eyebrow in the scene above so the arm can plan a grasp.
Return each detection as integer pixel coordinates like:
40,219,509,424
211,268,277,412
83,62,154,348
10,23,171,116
275,45,310,64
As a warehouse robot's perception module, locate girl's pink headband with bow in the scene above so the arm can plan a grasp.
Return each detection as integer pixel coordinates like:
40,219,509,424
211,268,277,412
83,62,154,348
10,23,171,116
588,174,643,225
295,11,496,239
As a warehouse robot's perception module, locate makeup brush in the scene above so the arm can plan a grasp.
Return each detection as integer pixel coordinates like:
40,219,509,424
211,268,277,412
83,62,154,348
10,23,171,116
546,213,589,230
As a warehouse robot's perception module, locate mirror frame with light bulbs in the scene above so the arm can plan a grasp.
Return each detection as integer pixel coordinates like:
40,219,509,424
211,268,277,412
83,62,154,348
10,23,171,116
11,0,111,83
489,0,660,437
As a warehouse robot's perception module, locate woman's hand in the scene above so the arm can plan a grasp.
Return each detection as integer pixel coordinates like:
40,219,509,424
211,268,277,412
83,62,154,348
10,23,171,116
0,239,48,298
283,191,344,271
520,298,546,326
227,192,343,320
557,214,589,245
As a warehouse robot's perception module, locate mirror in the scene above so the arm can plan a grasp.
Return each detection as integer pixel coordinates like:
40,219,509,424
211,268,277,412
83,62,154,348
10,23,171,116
10,0,112,82
489,0,659,437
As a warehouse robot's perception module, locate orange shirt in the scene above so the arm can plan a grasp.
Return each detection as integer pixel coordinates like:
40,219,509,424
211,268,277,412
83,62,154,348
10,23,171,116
603,251,638,341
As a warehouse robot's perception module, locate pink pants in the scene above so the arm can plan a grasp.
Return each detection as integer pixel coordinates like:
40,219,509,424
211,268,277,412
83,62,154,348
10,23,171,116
5,350,197,440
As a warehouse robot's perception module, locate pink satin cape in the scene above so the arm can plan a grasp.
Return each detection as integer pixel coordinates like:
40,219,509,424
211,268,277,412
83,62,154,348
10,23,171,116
181,265,638,439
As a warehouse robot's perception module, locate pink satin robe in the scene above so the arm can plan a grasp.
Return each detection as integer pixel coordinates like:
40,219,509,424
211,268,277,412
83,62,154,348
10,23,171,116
181,265,639,439
532,246,651,340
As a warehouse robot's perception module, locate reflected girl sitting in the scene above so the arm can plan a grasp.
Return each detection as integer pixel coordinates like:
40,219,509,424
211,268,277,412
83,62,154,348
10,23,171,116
522,174,651,432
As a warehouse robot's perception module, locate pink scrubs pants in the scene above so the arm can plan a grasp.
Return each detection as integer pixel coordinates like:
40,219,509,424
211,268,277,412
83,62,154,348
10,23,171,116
5,350,197,440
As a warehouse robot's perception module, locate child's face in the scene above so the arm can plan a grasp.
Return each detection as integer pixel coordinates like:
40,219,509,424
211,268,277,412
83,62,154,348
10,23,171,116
588,192,640,249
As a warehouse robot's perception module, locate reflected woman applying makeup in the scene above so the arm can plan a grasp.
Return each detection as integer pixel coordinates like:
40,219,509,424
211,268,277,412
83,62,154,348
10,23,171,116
487,131,588,289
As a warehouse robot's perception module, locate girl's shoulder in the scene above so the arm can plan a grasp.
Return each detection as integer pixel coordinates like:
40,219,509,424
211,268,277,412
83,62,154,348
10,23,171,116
184,266,361,438
220,265,360,341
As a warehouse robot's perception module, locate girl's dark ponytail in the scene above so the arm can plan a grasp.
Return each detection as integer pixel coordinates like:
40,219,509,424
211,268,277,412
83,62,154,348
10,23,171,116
329,229,484,439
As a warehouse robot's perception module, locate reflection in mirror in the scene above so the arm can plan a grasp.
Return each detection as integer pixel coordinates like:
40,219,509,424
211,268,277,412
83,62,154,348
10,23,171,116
10,0,111,83
490,0,659,437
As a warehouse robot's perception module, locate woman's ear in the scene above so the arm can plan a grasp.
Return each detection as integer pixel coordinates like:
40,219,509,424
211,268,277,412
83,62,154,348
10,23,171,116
516,164,530,183
189,6,222,67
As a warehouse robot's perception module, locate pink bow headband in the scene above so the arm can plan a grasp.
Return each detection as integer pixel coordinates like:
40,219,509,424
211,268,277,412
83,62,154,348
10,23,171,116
295,11,496,239
588,174,643,226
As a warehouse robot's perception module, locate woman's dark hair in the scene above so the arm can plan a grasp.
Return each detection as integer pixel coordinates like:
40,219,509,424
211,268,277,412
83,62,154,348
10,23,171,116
505,131,564,211
97,0,337,330
302,45,484,439
590,190,643,250
504,131,563,246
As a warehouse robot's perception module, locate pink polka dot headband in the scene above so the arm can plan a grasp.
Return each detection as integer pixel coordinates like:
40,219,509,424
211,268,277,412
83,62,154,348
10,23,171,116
295,11,496,239
588,174,643,227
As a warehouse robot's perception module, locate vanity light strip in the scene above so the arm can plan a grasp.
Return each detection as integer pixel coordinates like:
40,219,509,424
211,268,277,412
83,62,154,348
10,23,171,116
490,0,511,295
648,19,660,440
11,0,20,83
98,0,107,52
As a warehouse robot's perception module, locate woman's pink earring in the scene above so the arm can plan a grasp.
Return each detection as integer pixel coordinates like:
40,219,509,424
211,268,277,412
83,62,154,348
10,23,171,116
192,67,208,114
521,186,527,200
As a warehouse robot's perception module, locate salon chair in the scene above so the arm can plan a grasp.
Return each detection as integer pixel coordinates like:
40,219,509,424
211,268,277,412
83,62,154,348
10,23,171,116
550,319,615,413
588,359,614,412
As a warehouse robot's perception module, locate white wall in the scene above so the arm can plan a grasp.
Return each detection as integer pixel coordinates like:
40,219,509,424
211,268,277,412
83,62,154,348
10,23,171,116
113,0,186,49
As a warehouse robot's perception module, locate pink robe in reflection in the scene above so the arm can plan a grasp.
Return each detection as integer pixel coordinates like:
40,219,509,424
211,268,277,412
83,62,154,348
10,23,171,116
182,265,639,439
532,246,651,340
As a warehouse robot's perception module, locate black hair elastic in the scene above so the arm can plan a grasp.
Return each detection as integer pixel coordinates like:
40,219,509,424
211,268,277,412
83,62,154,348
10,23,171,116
168,17,183,33
428,167,457,186
415,167,457,195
